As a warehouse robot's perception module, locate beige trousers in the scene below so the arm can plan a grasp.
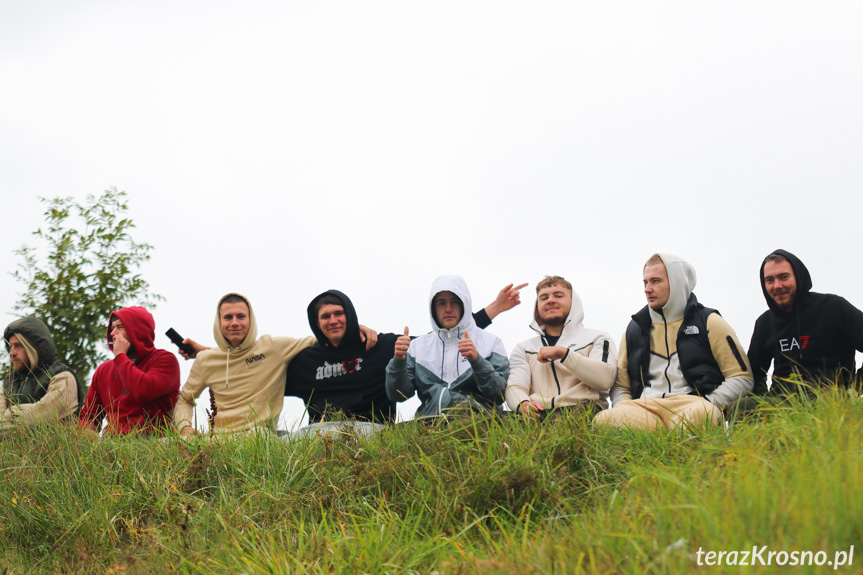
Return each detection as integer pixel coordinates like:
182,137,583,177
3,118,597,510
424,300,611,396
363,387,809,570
594,395,723,431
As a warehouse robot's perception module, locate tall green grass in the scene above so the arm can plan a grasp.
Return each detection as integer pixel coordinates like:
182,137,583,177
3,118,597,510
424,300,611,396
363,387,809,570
0,389,860,574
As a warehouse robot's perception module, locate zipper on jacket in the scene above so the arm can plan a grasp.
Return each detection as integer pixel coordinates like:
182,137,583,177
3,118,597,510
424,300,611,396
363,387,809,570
660,310,672,394
437,328,463,414
550,362,562,396
539,330,563,396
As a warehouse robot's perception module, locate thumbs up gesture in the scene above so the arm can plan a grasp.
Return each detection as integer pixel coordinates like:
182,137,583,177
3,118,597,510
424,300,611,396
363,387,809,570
394,326,411,360
459,329,479,362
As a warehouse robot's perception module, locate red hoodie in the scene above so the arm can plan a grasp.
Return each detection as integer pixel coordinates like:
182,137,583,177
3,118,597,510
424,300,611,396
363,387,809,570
79,307,180,435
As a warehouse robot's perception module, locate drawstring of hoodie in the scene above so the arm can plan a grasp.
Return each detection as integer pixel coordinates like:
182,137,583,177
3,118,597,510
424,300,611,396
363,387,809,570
225,347,231,389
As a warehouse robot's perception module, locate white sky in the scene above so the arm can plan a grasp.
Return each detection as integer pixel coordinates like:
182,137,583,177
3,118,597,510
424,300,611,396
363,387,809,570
2,1,862,430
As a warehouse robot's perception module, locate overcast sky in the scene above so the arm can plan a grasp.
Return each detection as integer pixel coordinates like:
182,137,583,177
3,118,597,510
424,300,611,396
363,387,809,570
2,1,861,429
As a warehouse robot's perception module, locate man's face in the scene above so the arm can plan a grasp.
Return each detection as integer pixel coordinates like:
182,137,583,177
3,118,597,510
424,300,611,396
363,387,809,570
434,291,464,329
763,259,797,312
643,263,670,310
536,284,572,326
220,301,251,348
110,318,128,344
7,335,30,373
318,304,347,347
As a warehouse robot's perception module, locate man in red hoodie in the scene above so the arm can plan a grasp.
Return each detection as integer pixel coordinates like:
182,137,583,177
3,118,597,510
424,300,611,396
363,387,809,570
79,306,181,435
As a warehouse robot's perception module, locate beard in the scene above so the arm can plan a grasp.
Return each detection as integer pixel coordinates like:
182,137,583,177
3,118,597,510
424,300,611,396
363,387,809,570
541,315,566,327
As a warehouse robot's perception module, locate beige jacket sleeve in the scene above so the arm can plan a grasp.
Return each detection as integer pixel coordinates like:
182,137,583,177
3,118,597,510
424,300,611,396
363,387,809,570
559,339,617,392
0,371,78,430
273,336,317,363
608,335,633,406
704,314,754,408
174,358,207,431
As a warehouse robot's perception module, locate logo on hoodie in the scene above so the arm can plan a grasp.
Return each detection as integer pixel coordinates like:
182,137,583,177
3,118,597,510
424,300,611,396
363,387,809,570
316,358,363,381
779,336,810,352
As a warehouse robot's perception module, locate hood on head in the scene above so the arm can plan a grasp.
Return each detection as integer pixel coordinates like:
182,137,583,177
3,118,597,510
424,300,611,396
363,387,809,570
428,275,475,333
107,306,156,361
759,249,812,312
307,290,361,347
649,253,696,322
531,281,585,333
213,293,258,351
4,316,57,369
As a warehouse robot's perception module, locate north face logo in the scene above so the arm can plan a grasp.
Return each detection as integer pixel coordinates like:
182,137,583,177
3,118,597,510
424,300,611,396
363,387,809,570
683,325,700,335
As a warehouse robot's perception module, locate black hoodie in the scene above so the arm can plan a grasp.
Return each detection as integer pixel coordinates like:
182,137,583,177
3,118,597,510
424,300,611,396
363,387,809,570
748,249,863,394
285,290,495,423
285,290,400,423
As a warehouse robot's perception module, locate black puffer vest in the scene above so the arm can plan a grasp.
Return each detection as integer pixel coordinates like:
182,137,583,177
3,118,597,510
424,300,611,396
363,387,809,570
625,293,725,399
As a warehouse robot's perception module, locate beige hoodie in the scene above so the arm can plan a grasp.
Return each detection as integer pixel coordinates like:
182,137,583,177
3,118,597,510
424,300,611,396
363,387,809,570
173,293,315,434
505,286,617,410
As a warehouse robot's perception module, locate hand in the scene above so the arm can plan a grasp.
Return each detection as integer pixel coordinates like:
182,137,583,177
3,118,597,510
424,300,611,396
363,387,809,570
485,282,528,320
537,346,567,363
112,333,131,357
518,400,545,419
180,338,209,360
458,329,479,362
180,426,197,438
358,324,378,351
394,327,410,360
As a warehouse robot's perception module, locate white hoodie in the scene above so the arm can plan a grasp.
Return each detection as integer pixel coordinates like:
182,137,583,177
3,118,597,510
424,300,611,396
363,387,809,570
506,284,617,411
385,276,509,417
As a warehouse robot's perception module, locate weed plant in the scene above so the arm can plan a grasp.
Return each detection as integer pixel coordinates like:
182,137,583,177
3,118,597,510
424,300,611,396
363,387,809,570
0,388,860,574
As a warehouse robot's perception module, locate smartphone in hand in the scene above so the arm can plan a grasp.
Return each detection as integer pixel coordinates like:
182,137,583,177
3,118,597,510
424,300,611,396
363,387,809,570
165,328,196,356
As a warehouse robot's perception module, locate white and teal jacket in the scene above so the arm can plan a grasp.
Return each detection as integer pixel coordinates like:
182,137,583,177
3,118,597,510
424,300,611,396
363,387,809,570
385,275,509,418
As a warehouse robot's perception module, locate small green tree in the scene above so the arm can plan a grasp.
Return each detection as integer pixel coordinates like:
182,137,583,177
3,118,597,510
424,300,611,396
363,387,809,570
11,188,163,380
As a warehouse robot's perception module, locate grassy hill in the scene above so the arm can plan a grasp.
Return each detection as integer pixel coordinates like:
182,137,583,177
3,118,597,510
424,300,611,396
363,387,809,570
1,389,860,574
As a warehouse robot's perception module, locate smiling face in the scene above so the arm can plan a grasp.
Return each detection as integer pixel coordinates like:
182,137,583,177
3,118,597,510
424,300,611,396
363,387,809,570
763,259,797,312
318,304,347,347
536,284,572,327
433,291,464,330
219,301,251,348
643,263,670,310
7,335,30,373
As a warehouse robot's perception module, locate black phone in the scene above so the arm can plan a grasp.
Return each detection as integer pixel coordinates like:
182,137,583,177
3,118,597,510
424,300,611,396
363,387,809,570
165,328,196,356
